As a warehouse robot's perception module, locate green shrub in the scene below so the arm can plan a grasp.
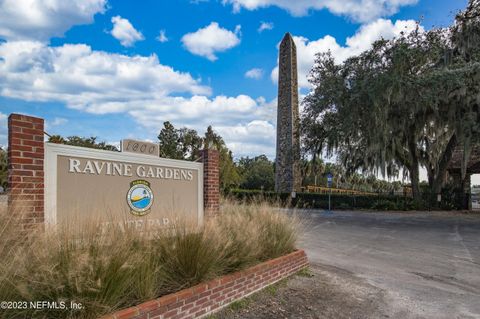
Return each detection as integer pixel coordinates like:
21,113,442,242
154,229,223,291
213,208,262,273
256,208,297,260
226,189,407,210
336,203,352,210
370,199,398,210
226,189,466,211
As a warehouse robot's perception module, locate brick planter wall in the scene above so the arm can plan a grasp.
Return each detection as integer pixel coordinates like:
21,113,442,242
102,250,308,319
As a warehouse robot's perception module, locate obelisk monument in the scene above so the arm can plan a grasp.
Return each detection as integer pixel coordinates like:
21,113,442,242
275,33,301,193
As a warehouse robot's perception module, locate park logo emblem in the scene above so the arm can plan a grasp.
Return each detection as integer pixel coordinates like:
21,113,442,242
126,180,154,216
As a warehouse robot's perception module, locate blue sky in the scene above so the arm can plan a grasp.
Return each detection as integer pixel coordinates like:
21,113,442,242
0,0,468,160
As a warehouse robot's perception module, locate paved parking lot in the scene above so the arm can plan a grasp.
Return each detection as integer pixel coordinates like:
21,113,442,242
298,210,480,319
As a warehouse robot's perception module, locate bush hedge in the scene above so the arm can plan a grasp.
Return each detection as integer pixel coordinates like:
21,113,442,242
226,189,465,211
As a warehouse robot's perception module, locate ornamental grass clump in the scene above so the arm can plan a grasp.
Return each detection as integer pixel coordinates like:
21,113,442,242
218,200,298,262
0,202,299,319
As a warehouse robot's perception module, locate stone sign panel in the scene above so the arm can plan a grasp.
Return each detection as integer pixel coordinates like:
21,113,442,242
8,113,220,230
45,143,203,230
121,139,159,156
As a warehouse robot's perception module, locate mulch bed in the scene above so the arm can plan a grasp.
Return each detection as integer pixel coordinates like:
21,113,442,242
214,263,387,319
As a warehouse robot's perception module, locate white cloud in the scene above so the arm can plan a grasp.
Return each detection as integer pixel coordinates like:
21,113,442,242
156,30,168,43
127,95,259,127
0,40,277,157
0,4,275,157
216,120,276,158
0,0,106,41
51,117,68,126
223,0,418,22
128,96,277,158
44,116,68,131
110,16,144,47
0,112,7,148
0,41,211,109
271,19,422,89
245,68,263,79
181,22,241,61
258,21,274,33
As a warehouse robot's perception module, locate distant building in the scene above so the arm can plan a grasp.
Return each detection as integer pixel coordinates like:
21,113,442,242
471,185,480,194
472,186,480,210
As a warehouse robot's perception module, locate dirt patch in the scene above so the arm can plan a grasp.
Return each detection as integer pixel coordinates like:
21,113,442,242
214,263,387,319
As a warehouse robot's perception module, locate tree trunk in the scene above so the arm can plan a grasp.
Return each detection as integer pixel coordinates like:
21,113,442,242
432,134,458,194
407,132,421,200
409,163,421,200
427,165,434,189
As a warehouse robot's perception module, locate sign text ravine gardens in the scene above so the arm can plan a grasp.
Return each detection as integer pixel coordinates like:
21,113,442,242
44,143,203,230
68,158,194,181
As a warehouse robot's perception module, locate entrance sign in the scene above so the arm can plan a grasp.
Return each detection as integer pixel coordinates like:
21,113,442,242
121,139,159,157
8,114,220,230
45,143,203,229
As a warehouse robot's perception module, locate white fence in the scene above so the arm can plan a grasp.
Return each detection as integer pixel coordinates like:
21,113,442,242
472,200,480,210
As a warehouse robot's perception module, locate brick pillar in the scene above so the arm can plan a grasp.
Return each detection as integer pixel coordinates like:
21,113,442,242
200,149,220,217
8,114,45,228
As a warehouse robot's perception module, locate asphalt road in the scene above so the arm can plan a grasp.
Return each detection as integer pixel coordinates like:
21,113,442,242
297,210,480,319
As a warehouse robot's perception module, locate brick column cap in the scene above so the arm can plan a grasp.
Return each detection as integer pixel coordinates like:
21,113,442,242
9,113,45,122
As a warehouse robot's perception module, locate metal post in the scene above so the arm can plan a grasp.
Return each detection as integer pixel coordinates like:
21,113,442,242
327,172,333,213
328,188,331,212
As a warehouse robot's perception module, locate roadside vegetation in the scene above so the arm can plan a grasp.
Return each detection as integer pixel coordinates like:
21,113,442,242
228,189,462,211
0,202,299,319
302,0,480,201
